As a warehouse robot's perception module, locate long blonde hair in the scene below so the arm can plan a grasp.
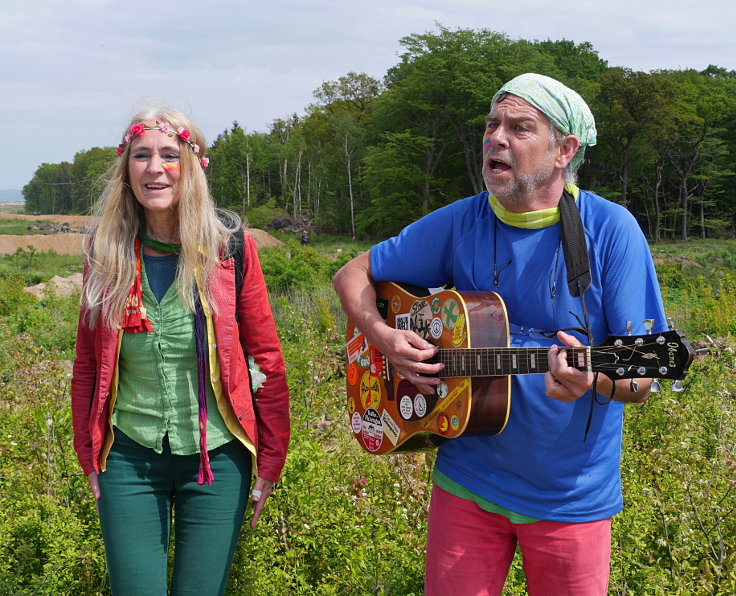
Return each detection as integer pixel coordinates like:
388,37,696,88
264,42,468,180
83,103,238,329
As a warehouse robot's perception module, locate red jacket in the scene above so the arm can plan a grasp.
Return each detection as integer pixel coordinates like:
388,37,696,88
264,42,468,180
71,233,290,482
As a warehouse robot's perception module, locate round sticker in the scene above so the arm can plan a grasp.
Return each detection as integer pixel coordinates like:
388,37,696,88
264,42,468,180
399,395,414,420
391,295,401,314
451,415,460,430
430,317,443,340
360,371,381,410
431,296,442,314
436,381,448,398
414,394,427,418
442,299,460,330
347,396,356,414
361,408,383,452
351,411,362,433
347,363,359,386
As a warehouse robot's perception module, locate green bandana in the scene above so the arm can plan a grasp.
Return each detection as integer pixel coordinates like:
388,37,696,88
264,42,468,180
493,73,597,171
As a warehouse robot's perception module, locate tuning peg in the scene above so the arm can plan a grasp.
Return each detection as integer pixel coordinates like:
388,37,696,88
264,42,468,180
672,380,684,392
643,319,654,334
630,380,639,392
626,321,632,335
650,380,662,393
667,317,675,331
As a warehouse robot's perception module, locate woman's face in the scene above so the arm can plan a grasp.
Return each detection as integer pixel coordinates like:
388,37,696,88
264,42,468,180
127,125,182,216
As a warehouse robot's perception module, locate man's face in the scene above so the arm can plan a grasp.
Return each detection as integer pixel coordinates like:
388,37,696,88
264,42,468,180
482,94,559,205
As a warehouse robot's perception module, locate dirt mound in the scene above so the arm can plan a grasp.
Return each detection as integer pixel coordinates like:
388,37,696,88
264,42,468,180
244,228,284,248
0,233,86,255
25,273,84,298
0,210,283,255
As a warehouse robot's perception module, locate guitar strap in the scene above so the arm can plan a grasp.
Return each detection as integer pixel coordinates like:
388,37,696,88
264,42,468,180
557,190,611,440
558,190,591,299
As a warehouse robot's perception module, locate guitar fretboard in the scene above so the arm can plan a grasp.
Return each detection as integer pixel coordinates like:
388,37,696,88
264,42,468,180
428,347,591,378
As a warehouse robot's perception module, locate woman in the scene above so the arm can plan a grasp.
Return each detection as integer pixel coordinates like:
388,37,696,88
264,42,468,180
71,104,290,596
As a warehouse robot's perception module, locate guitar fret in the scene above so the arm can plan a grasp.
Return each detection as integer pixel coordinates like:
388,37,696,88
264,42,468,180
437,347,594,377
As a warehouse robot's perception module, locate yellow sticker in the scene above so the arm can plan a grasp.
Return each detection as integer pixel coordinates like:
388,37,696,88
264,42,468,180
359,371,381,410
452,313,466,346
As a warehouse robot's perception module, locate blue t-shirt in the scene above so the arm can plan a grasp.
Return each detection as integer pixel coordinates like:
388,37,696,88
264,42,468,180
370,189,667,522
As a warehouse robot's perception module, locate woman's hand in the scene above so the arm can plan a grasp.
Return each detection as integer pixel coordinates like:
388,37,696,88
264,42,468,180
249,476,274,529
87,471,101,513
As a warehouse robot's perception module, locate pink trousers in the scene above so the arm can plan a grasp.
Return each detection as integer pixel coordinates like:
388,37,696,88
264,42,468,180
425,484,611,595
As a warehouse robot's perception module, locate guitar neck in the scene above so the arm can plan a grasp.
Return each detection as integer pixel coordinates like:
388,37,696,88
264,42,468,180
428,346,590,378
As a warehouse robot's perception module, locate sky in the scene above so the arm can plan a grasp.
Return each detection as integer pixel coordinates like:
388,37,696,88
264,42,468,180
2,0,735,192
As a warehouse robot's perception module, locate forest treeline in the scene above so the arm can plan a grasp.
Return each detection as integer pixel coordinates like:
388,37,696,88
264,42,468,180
22,27,736,241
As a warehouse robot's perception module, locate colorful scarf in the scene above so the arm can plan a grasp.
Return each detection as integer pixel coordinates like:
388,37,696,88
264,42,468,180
123,234,214,485
121,237,154,333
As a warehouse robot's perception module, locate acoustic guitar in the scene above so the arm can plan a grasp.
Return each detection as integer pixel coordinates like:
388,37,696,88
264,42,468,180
345,282,695,455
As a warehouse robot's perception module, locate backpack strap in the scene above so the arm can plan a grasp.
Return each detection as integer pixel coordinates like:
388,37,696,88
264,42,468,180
225,226,259,406
226,225,246,300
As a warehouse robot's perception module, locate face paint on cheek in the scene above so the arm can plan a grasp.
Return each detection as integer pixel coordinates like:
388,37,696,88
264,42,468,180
482,130,493,148
162,161,181,173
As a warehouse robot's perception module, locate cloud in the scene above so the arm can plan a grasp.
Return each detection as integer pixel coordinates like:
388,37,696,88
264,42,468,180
1,0,734,190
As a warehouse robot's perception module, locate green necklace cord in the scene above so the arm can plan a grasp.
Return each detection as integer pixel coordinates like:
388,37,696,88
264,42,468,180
138,229,182,254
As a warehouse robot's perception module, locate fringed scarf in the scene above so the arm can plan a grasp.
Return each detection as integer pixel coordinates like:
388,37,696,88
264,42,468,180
125,233,215,485
121,237,154,334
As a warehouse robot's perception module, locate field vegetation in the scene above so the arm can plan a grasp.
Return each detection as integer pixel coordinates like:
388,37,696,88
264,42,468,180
0,239,734,594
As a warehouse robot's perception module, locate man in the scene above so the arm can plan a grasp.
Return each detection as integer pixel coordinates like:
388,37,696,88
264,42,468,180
333,73,667,595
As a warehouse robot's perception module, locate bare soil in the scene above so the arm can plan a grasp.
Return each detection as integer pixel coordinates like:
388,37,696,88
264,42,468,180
0,213,284,255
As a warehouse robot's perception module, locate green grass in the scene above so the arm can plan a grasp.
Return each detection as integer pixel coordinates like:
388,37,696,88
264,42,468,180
0,219,60,235
0,203,25,214
0,237,733,594
0,249,84,286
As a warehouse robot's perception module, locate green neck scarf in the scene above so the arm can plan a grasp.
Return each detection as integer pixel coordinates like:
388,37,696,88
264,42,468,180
138,228,181,254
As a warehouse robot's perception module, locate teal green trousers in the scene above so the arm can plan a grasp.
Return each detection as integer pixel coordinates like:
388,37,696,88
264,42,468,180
97,429,251,596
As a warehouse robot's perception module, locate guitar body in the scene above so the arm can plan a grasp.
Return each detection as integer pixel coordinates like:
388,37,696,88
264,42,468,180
345,282,512,455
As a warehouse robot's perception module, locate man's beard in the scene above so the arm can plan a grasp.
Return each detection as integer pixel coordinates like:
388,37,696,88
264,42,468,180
484,150,557,206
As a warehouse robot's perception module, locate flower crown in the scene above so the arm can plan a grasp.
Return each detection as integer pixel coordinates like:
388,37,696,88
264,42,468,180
116,121,209,169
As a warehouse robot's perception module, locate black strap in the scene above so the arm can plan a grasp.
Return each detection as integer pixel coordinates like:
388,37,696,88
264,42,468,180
558,190,591,298
226,226,259,410
226,225,246,299
557,191,608,440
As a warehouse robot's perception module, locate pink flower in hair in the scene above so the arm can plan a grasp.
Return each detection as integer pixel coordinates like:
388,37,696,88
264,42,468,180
124,134,131,144
130,123,146,136
193,144,200,154
177,127,191,142
116,146,125,156
200,157,210,169
159,122,170,134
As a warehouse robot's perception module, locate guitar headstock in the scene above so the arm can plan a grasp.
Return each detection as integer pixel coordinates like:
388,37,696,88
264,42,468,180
592,329,695,381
